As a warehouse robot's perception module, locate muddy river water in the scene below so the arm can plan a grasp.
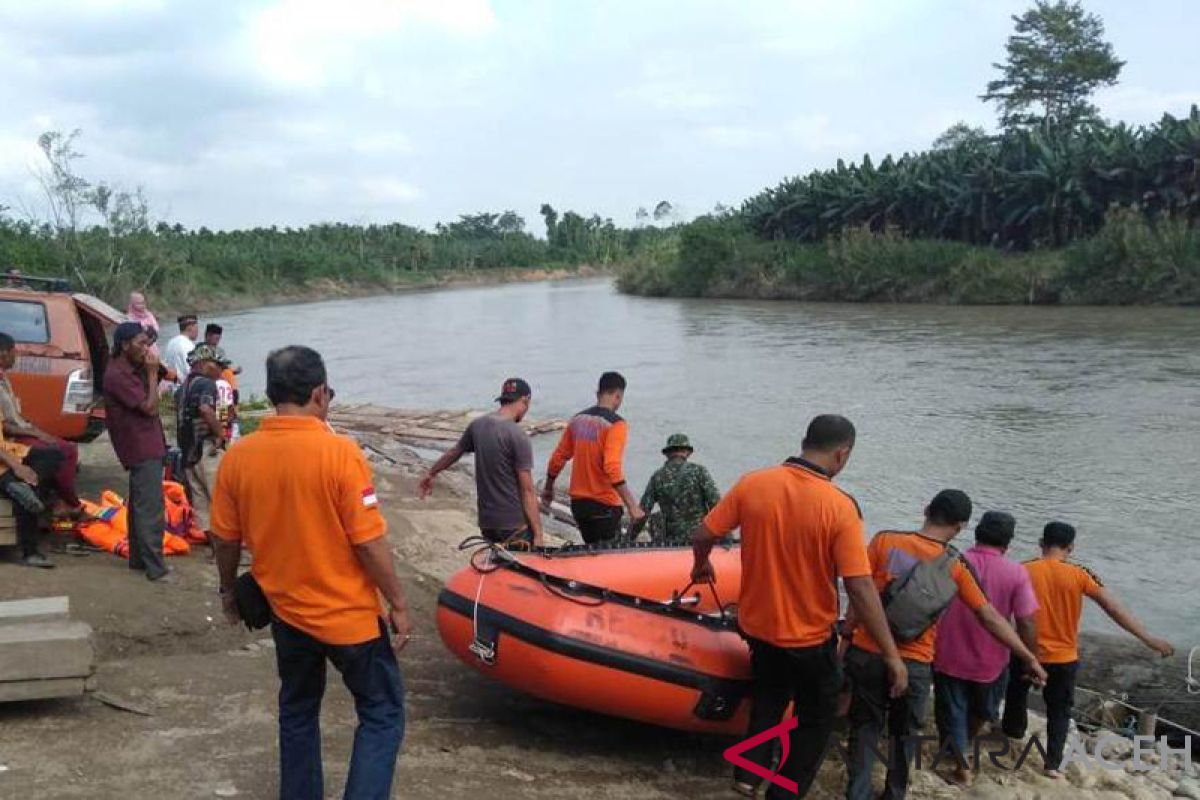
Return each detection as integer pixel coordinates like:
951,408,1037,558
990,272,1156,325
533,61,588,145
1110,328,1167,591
219,278,1200,641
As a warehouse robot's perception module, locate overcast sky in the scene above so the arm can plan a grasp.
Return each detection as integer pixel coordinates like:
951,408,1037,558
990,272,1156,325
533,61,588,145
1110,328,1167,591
1,0,1197,233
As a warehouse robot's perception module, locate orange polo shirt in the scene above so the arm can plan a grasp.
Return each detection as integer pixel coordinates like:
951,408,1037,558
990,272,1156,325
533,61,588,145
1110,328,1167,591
703,458,870,648
210,415,387,645
547,405,629,507
853,531,990,664
1024,557,1104,664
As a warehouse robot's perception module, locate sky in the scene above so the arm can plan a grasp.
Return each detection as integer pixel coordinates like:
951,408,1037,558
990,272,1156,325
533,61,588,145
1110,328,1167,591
0,0,1197,233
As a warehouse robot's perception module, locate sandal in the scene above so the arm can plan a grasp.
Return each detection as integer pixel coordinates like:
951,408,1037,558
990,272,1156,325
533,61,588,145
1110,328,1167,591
732,781,758,797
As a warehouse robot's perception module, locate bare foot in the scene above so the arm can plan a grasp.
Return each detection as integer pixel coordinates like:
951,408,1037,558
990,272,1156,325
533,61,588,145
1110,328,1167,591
1043,768,1064,780
951,766,975,786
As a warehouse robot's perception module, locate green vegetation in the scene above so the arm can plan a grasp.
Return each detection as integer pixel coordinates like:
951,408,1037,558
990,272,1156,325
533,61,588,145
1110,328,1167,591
3,1,1195,309
0,131,670,310
619,1,1200,305
617,210,1200,304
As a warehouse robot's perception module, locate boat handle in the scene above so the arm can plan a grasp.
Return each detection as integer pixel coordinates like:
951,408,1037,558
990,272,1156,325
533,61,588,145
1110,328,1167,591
669,580,727,615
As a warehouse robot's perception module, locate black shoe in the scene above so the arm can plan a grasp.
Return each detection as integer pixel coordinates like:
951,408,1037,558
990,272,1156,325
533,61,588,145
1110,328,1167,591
19,553,55,569
5,482,45,514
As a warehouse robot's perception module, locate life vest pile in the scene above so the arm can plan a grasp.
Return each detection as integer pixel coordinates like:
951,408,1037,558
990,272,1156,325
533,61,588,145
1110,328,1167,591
78,481,203,557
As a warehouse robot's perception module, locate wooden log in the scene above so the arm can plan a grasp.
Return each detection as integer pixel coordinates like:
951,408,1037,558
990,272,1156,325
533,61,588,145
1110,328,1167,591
0,596,70,625
0,620,94,683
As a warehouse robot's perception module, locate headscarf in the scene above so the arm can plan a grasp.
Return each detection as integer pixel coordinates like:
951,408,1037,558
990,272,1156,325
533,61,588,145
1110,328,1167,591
126,291,159,333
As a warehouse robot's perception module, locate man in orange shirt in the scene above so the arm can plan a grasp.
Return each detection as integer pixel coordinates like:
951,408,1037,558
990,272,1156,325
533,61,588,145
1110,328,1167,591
844,490,1046,800
692,415,906,799
211,346,412,800
1002,521,1173,778
542,371,644,543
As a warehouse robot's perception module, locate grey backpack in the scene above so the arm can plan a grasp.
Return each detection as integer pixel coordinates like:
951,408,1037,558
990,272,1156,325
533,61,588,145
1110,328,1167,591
880,540,961,643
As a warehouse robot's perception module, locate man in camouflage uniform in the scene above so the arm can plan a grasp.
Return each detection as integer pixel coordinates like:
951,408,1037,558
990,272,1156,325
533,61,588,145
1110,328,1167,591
637,434,721,546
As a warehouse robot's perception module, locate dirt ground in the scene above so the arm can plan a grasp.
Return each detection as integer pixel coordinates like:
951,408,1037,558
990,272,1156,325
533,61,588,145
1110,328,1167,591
0,439,1187,799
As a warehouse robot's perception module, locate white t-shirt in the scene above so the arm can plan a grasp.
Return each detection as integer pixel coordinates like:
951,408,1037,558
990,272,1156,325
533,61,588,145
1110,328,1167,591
216,378,236,439
162,334,195,388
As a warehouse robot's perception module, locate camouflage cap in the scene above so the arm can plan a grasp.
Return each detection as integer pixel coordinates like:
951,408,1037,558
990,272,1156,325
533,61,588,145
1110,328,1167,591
662,433,693,454
187,344,230,367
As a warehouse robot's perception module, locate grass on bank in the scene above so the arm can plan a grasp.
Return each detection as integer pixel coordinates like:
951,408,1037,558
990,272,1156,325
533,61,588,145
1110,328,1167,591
616,209,1200,305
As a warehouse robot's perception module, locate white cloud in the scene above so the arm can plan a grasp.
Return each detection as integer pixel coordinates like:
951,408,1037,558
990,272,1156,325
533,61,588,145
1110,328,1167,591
1098,85,1200,124
351,132,414,156
246,0,498,90
360,177,421,204
699,124,768,149
786,113,863,152
620,53,729,112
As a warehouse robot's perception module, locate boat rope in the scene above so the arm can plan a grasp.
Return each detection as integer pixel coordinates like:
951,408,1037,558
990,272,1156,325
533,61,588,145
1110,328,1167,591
457,537,737,632
466,546,497,666
1075,685,1200,740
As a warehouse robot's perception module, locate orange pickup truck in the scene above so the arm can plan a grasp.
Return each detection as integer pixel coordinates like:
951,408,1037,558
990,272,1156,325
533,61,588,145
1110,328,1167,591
0,277,127,442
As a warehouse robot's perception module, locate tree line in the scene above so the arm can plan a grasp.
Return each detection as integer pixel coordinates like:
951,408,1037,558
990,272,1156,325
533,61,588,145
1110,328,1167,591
620,1,1200,305
0,128,676,309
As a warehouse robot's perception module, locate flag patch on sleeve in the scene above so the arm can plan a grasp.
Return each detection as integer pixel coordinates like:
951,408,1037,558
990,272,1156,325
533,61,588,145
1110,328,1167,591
361,487,379,508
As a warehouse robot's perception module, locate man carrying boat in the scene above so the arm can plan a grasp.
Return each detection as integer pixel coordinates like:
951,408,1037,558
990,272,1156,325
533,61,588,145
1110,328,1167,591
636,433,720,545
420,378,544,548
691,414,907,799
1002,521,1174,779
543,371,644,544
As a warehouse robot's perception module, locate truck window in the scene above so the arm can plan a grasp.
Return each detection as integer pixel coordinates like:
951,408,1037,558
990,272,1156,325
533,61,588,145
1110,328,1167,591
0,300,50,343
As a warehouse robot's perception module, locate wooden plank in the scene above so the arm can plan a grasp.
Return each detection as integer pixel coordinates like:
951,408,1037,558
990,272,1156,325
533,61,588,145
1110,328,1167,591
0,596,70,626
0,620,94,682
0,528,14,548
0,676,87,703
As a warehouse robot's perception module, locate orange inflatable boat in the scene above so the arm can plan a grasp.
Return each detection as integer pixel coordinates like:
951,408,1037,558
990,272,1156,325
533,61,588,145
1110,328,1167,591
437,542,751,734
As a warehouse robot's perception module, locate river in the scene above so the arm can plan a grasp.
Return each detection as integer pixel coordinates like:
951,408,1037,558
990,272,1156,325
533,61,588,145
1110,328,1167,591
217,278,1200,641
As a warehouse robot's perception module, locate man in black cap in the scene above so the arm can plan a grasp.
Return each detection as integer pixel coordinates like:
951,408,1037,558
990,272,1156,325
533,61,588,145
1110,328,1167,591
103,322,170,581
178,344,230,538
419,378,543,547
932,511,1040,785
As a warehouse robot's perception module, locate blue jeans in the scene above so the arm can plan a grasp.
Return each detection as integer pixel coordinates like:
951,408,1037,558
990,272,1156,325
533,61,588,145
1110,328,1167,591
272,618,405,800
933,669,1008,764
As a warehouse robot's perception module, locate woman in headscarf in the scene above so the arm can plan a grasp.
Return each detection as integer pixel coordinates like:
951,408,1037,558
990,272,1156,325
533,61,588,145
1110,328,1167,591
127,291,160,354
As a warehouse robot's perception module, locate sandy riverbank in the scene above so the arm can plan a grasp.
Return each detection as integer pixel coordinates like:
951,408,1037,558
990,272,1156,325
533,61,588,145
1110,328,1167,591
0,437,1193,799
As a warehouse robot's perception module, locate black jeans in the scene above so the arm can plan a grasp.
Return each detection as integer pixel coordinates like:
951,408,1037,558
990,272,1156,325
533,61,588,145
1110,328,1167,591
272,618,405,800
845,647,933,800
1,448,64,558
1002,659,1078,770
737,636,841,799
570,498,623,544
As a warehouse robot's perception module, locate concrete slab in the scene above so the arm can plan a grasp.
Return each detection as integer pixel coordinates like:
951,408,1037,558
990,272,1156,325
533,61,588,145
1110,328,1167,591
0,620,95,683
0,596,70,625
0,676,87,703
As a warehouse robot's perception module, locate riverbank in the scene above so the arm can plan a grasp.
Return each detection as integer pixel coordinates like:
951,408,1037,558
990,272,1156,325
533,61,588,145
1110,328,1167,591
158,264,608,317
1,434,1195,798
616,211,1200,305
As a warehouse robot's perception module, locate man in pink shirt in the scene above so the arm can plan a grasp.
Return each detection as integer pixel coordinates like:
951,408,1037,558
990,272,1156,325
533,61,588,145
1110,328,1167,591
933,511,1039,785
